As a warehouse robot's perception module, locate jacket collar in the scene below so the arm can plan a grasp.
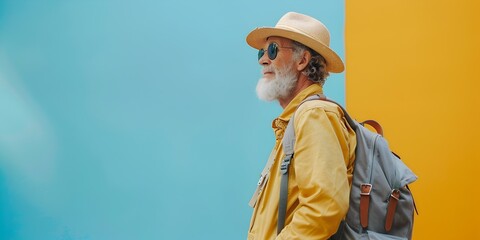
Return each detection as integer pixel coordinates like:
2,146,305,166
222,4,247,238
272,84,323,137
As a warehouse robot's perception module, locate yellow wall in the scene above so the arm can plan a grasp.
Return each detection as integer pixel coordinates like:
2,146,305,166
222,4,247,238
345,0,480,239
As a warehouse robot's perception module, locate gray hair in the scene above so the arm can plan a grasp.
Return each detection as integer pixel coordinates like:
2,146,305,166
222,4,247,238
291,41,329,86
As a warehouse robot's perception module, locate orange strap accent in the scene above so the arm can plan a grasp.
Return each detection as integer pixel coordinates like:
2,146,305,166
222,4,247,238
385,189,400,231
360,184,372,228
362,120,384,136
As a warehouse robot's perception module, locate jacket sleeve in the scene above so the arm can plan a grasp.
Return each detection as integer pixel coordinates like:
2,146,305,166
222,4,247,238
276,106,350,240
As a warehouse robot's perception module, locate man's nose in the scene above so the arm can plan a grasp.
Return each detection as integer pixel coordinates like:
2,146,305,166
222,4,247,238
258,51,270,66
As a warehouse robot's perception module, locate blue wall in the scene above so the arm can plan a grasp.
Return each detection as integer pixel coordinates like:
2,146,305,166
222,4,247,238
0,1,345,239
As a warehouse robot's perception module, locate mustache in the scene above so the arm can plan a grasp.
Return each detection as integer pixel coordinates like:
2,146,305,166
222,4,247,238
262,66,275,74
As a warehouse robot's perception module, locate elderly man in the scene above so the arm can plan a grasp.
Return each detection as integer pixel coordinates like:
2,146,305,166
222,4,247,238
246,12,357,240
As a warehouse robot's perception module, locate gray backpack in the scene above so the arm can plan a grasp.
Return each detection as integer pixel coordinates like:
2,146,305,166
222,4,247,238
278,94,418,240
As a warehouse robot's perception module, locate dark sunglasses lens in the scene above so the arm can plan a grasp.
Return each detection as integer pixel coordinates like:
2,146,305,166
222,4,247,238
267,43,278,60
258,49,265,60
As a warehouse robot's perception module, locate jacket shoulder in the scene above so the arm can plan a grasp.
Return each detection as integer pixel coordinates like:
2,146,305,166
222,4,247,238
295,99,344,118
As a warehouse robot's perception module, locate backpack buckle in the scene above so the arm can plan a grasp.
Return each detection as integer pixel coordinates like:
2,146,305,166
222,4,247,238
389,189,400,200
360,184,372,195
280,154,293,174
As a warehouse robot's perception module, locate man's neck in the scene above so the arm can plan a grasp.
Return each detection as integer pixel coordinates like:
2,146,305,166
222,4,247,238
278,75,313,109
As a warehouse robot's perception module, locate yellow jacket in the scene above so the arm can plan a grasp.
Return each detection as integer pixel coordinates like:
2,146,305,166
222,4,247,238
248,84,356,240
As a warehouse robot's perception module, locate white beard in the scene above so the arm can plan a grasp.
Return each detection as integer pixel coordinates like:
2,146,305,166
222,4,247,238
256,64,298,101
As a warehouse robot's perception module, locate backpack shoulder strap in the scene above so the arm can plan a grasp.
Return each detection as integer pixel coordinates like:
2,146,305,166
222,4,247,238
277,118,294,234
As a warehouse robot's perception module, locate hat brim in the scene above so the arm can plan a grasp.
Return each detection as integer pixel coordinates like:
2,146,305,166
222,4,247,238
246,27,345,73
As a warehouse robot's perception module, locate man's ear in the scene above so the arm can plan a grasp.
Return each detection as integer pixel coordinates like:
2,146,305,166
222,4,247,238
296,50,311,72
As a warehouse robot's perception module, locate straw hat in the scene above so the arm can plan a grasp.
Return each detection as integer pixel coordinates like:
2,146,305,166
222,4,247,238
246,12,344,73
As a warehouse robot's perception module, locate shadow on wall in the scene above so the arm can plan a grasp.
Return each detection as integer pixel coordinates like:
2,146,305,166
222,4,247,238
0,54,61,238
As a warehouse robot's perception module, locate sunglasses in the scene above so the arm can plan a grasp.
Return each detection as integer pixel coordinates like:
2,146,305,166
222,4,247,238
257,42,294,61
